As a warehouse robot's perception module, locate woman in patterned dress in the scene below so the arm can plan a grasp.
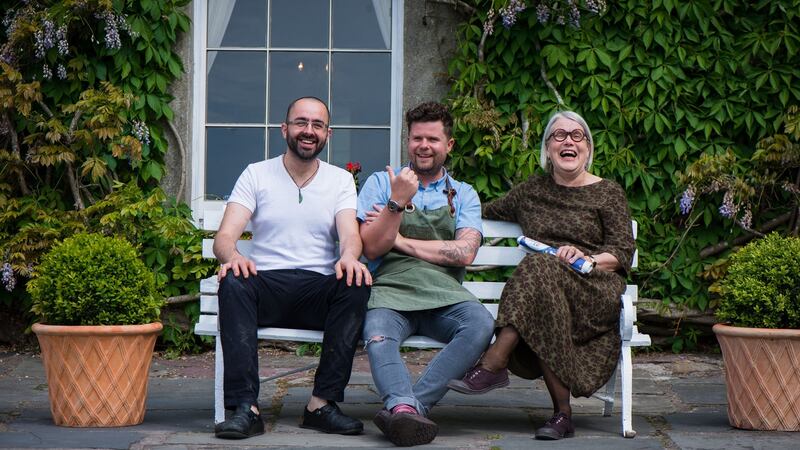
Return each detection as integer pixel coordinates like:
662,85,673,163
447,110,636,440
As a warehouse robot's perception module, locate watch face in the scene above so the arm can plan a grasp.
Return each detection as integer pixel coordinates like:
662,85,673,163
387,200,401,212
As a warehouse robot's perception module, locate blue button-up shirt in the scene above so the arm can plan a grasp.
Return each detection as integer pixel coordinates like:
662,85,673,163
357,167,483,271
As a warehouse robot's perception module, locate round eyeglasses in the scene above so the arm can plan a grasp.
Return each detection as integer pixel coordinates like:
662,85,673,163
547,128,586,143
288,118,328,131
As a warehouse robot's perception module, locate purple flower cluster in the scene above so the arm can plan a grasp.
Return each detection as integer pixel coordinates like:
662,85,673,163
483,8,495,35
500,0,526,29
567,0,581,28
679,185,695,215
56,63,67,79
585,0,607,14
94,10,131,50
718,191,737,219
536,4,550,23
3,9,20,37
33,19,56,59
57,24,68,56
132,120,151,145
42,63,52,79
738,208,752,229
1,263,15,292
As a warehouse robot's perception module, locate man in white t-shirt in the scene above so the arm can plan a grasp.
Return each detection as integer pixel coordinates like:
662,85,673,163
212,97,372,439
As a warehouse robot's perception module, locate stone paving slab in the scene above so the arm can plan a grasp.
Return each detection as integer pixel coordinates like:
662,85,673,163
3,349,799,449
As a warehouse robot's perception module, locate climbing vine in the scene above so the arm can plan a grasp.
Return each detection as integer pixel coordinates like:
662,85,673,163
0,0,215,352
447,1,800,315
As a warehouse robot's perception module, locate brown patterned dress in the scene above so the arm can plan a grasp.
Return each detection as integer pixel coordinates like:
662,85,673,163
484,174,635,397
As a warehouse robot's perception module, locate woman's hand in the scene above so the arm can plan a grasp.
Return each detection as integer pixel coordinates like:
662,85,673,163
555,245,586,265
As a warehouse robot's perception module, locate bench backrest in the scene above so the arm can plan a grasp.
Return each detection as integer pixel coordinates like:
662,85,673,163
199,211,637,315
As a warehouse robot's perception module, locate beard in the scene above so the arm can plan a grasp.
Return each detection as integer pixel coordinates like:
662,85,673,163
287,132,326,161
410,157,445,177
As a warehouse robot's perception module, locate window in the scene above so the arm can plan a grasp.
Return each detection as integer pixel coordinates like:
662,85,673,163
191,0,403,219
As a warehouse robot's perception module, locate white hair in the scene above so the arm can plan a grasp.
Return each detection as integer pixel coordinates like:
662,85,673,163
539,111,594,171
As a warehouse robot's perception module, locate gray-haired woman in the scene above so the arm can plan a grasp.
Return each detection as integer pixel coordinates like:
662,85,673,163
448,110,636,440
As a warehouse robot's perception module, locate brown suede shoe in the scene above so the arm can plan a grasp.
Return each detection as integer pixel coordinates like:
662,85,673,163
447,366,509,395
535,413,575,440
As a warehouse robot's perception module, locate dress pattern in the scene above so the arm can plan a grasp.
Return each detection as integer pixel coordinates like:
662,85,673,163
484,174,635,397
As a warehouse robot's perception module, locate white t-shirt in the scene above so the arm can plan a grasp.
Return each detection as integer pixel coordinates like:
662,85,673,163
227,156,356,275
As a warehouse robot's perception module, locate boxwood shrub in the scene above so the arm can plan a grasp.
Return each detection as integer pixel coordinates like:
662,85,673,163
715,233,800,329
28,233,162,325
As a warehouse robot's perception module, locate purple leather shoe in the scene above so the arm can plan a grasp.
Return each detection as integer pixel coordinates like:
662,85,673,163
535,413,575,440
446,366,509,395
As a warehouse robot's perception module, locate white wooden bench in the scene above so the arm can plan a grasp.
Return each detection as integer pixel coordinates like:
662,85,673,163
195,214,650,438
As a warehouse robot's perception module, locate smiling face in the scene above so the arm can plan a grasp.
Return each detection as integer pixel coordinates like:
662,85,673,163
545,117,591,177
281,98,331,161
407,120,454,183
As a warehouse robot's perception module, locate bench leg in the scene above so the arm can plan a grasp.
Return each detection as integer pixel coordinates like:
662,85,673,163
620,343,636,438
602,360,619,417
215,337,225,424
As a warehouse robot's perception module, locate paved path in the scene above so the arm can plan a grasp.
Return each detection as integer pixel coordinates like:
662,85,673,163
0,348,796,449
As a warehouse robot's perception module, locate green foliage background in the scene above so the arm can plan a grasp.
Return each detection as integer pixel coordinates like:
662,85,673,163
1,0,215,351
447,0,800,313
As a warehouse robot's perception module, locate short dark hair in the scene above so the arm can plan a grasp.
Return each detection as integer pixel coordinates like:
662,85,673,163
405,102,453,138
285,96,330,122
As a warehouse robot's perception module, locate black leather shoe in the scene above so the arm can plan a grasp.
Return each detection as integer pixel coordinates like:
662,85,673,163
300,402,364,435
214,403,265,439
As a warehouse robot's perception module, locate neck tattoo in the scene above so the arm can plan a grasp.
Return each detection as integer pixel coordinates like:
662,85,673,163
282,155,320,203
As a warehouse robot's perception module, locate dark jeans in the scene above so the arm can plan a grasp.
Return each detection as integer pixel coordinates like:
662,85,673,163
218,269,369,409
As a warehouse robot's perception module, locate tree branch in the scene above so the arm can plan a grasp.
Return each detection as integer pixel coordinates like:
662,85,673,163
68,110,82,138
36,99,54,118
698,212,792,259
536,41,564,106
167,119,187,200
3,112,31,195
165,293,200,305
65,161,85,210
428,0,477,15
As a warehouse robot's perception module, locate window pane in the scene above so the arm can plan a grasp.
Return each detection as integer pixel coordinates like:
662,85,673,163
330,129,390,186
206,127,265,200
267,127,286,159
207,51,266,123
270,0,328,48
268,52,328,123
333,0,391,49
207,0,266,48
331,53,390,126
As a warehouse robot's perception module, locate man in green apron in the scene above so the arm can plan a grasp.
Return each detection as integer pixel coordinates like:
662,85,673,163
357,102,495,446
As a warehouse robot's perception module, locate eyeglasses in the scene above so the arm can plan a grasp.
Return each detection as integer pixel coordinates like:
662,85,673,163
547,128,586,142
288,118,328,131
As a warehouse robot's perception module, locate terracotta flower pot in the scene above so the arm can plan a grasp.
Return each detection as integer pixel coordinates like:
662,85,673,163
32,322,162,427
713,323,800,431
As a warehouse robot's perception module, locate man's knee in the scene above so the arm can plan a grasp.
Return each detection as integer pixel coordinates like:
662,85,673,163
363,334,400,351
461,303,496,338
219,273,255,296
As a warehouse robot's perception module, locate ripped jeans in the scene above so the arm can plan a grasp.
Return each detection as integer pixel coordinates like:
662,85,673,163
362,301,495,416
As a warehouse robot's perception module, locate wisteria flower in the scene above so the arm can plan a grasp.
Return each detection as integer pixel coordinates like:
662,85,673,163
2,263,15,292
679,185,695,215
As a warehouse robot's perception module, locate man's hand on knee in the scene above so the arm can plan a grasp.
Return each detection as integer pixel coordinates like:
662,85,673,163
335,255,372,287
218,253,257,281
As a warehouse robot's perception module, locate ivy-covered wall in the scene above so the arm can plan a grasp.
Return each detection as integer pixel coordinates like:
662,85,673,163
445,0,800,332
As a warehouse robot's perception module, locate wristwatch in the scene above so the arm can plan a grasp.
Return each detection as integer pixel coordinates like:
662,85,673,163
387,199,404,213
587,255,597,270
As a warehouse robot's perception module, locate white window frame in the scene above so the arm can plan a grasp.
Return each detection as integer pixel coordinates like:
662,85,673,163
190,0,404,226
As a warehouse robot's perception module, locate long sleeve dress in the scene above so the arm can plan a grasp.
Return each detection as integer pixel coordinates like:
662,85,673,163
483,174,635,397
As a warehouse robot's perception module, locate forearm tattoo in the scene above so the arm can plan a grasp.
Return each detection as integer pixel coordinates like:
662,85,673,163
438,228,482,265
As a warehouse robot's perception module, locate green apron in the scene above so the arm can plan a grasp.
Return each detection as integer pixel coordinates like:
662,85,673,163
368,204,479,311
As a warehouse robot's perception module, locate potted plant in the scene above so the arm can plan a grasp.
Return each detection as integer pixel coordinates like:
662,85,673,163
28,233,164,427
711,232,800,431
